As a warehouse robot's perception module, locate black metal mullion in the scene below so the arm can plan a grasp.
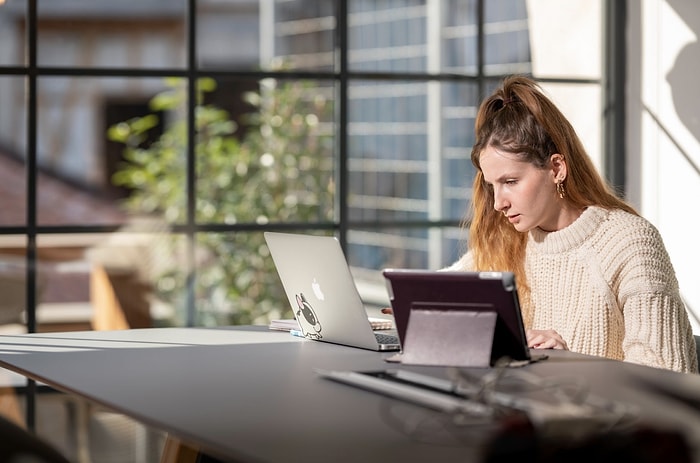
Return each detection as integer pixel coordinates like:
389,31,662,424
186,0,197,327
336,0,349,250
603,0,627,194
476,0,485,100
25,0,38,431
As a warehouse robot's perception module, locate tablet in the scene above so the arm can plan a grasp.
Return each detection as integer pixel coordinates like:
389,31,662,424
382,269,531,364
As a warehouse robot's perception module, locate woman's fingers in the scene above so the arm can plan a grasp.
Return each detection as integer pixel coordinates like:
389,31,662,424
526,329,568,350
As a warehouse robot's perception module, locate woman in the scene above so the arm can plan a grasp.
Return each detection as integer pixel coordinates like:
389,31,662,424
447,75,697,373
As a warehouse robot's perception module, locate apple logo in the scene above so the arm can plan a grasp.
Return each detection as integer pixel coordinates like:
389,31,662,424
311,278,325,300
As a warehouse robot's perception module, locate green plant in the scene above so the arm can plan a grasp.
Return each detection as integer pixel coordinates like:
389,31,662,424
107,77,334,325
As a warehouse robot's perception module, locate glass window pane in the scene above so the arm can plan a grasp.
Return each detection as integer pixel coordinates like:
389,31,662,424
201,0,337,72
483,0,531,75
271,0,336,71
36,234,94,333
0,238,28,332
541,82,603,170
0,76,26,227
196,231,292,326
347,225,468,308
347,80,476,271
442,81,478,221
0,0,26,66
149,231,293,327
348,80,476,224
527,0,603,79
346,225,465,273
348,80,430,224
37,1,187,69
442,0,478,74
87,224,181,330
349,0,427,72
197,1,260,71
196,77,335,225
36,76,176,226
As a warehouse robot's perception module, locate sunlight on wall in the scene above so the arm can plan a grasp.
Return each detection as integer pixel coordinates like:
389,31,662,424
640,0,700,332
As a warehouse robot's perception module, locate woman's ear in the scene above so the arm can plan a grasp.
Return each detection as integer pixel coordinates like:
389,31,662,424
550,153,567,182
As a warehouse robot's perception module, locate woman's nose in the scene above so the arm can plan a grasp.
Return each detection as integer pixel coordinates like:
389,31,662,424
493,188,508,212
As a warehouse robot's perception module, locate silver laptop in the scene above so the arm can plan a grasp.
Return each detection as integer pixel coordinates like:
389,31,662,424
264,232,400,351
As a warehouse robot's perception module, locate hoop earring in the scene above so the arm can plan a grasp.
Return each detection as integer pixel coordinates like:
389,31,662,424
556,181,566,199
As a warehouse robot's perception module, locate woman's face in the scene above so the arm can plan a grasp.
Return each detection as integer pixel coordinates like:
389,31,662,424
479,146,563,232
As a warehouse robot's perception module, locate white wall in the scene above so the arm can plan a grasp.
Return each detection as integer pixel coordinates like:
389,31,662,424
628,0,700,331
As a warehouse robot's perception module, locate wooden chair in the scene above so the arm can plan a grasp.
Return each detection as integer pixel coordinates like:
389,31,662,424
159,437,201,463
90,263,152,331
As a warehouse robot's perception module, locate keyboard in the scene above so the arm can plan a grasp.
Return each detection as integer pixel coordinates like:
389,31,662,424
375,331,399,345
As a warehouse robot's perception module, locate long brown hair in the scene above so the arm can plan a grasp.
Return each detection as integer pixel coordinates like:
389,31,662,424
467,76,636,323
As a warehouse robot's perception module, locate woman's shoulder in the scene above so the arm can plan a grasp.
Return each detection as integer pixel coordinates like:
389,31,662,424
592,207,672,267
598,207,661,239
596,208,679,290
442,251,474,271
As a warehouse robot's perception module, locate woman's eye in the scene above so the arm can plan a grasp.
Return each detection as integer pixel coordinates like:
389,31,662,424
505,179,517,185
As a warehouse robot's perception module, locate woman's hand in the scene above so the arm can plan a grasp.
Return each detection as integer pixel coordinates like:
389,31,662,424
381,308,567,351
526,329,568,350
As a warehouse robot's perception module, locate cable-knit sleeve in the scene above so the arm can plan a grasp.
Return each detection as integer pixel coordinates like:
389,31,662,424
442,251,474,272
615,219,697,373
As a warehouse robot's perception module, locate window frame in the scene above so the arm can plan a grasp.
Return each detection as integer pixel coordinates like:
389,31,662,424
0,0,623,430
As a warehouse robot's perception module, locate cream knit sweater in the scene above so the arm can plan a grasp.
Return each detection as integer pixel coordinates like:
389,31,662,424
449,206,698,374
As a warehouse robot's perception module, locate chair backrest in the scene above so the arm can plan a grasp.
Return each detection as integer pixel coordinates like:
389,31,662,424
0,255,27,325
0,414,71,463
